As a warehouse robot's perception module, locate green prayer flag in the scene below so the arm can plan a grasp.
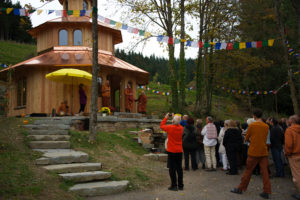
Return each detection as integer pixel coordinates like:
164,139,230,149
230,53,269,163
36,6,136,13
233,42,239,49
1,8,7,12
110,20,116,25
204,42,210,48
139,30,145,36
67,10,73,15
262,40,268,47
174,39,180,44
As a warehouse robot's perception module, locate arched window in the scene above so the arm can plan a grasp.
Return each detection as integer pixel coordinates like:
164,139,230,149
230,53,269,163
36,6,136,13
59,29,68,46
83,0,88,10
73,29,82,45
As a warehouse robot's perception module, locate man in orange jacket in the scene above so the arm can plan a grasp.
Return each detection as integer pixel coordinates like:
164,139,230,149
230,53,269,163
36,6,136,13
161,113,184,191
231,109,271,199
285,115,300,200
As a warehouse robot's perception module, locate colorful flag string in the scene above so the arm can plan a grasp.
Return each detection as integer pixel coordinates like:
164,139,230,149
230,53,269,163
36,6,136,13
0,7,275,50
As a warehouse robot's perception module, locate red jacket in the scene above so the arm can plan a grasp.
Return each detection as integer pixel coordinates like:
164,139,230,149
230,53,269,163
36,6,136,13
160,118,183,153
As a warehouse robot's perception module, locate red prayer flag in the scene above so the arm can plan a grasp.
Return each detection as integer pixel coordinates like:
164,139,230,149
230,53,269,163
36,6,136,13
256,41,262,48
198,41,203,48
168,37,174,45
62,10,67,17
227,43,233,50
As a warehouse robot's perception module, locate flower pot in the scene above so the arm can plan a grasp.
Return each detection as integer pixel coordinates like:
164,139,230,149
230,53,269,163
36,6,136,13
102,113,107,117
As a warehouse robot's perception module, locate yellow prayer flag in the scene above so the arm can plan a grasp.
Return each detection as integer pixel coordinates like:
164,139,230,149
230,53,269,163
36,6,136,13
239,42,246,49
115,22,122,29
145,32,152,38
73,10,80,17
180,39,187,42
37,10,43,15
6,8,13,14
209,42,215,45
268,39,274,46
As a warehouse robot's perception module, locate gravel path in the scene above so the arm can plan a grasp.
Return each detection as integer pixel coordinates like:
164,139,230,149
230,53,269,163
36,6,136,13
88,166,297,200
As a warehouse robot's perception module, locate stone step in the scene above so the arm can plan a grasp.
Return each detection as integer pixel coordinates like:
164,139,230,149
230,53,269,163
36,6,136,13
35,150,88,165
34,119,72,125
27,135,70,141
69,181,129,197
27,130,69,135
29,141,70,149
24,124,70,130
59,171,111,183
43,163,102,173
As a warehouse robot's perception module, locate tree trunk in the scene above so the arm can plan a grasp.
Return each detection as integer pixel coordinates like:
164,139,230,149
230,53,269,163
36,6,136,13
89,0,99,142
178,0,186,113
274,0,300,115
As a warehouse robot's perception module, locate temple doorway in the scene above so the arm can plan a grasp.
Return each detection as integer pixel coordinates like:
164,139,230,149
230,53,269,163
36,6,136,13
107,74,121,112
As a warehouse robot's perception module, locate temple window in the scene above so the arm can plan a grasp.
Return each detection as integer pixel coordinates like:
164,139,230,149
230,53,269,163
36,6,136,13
73,29,82,46
59,29,68,46
17,78,26,107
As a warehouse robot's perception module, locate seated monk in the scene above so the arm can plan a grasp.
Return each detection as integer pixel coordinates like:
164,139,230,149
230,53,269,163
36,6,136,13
57,100,69,116
135,90,147,114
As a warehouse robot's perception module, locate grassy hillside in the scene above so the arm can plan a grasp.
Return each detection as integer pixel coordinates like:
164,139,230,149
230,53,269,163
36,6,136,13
0,40,36,66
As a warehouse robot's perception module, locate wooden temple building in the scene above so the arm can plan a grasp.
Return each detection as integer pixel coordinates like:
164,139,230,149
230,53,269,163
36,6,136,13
0,0,149,116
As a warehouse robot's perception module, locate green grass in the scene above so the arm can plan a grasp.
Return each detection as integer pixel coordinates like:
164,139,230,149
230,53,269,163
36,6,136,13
0,40,36,66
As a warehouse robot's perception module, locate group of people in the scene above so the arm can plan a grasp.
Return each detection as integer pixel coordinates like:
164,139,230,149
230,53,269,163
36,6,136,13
160,110,300,200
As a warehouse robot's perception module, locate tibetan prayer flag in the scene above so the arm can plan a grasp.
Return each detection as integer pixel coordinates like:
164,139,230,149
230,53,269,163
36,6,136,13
37,10,43,15
157,35,163,42
262,40,268,47
1,8,6,14
204,42,210,48
73,10,80,17
209,42,215,45
186,40,192,46
220,43,227,49
139,30,145,36
98,15,104,21
104,18,110,24
55,10,62,16
227,43,233,50
246,42,252,48
257,41,262,48
145,32,151,38
62,10,67,17
67,10,73,15
85,10,92,17
127,27,134,33
115,22,122,29
181,39,187,43
122,24,128,30
215,43,221,50
251,41,257,48
233,42,239,49
264,91,267,95
6,8,13,14
199,41,204,48
191,41,198,48
48,10,54,15
80,10,85,16
13,8,20,15
174,38,180,44
162,36,169,43
268,39,274,46
168,37,174,45
110,20,116,25
133,28,139,34
239,42,246,49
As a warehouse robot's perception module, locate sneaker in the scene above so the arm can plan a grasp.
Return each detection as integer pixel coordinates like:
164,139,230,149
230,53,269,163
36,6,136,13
168,186,178,191
292,194,300,200
259,192,269,199
230,188,242,194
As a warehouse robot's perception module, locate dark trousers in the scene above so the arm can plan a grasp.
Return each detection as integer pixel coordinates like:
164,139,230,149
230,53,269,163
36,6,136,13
271,147,284,177
183,148,197,170
226,145,239,174
79,104,86,113
238,156,271,194
168,152,183,188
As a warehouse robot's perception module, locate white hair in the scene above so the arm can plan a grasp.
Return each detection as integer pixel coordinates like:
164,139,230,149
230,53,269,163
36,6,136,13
247,118,256,125
173,115,181,125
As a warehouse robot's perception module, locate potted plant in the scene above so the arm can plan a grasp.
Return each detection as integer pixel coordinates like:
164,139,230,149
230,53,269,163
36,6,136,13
99,107,111,117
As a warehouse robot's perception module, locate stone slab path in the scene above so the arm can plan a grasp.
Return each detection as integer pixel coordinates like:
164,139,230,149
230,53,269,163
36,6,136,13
88,167,296,200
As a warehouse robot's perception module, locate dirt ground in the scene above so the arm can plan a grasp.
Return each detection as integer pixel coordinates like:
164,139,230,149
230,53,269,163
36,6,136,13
88,165,297,200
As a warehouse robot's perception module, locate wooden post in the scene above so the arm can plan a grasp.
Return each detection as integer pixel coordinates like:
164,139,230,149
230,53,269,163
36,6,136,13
89,0,99,142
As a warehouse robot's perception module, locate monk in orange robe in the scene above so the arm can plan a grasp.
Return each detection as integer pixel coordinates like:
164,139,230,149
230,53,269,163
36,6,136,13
102,80,110,107
125,83,134,112
136,90,147,114
57,100,69,116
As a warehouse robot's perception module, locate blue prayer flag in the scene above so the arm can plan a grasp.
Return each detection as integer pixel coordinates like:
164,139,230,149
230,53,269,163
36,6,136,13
215,43,221,50
246,42,252,48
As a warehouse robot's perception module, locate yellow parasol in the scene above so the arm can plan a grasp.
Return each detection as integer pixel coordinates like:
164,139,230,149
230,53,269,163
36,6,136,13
45,68,92,115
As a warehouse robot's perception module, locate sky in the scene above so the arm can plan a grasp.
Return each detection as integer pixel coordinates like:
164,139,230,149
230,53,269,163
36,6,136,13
11,0,199,59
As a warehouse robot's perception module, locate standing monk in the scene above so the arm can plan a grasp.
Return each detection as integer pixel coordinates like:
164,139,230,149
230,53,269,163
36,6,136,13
78,83,87,114
231,109,271,199
125,83,133,112
136,90,147,114
102,80,110,107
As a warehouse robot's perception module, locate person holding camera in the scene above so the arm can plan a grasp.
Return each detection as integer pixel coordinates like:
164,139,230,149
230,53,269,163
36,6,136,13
160,113,184,191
